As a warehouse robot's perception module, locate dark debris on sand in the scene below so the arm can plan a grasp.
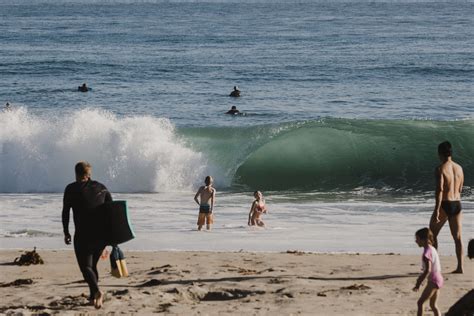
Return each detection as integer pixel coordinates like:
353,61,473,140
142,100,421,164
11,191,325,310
156,303,173,313
316,284,371,297
341,284,371,291
137,279,162,287
286,250,306,255
201,289,265,301
13,247,44,266
48,295,90,309
111,289,129,297
0,304,48,314
0,278,33,287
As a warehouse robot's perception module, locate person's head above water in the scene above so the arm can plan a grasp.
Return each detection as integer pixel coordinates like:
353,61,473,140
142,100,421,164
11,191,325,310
75,161,91,181
226,105,240,114
229,86,241,97
78,83,89,92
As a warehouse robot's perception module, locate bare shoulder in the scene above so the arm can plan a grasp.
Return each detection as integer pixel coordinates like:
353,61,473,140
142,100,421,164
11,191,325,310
453,161,463,172
197,185,205,192
438,161,452,172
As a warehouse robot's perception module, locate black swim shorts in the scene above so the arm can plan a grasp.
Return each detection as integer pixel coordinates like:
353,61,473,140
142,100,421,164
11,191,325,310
441,201,462,218
199,205,211,214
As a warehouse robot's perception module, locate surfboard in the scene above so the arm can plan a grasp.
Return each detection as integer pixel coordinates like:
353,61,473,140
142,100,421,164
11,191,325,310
101,200,135,245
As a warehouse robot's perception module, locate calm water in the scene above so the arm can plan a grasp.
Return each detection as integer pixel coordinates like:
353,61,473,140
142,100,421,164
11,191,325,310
0,1,472,252
1,1,473,125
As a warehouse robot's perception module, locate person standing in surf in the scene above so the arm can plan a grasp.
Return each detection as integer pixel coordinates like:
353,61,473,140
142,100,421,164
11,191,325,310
62,161,112,309
194,176,216,231
248,190,267,227
429,141,465,273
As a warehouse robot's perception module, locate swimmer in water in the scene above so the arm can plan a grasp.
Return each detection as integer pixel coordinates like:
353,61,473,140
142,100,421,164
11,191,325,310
78,83,89,92
248,191,267,227
229,86,240,97
226,105,240,115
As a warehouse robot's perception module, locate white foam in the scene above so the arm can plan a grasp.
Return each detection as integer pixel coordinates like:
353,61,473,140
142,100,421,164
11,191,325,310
1,193,472,254
0,108,206,193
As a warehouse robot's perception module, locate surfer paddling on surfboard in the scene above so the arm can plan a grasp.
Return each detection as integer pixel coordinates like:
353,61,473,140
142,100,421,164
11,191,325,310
62,161,112,309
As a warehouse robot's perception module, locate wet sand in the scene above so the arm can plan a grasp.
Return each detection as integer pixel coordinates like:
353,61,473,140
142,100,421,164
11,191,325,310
0,250,472,315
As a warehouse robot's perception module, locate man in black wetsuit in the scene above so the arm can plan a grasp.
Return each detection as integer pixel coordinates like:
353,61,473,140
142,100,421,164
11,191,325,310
78,83,89,92
226,105,240,115
62,161,111,309
229,86,240,97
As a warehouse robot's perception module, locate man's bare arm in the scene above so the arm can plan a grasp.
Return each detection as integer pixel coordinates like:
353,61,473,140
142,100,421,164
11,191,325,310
413,257,431,291
210,188,216,212
434,167,444,222
194,187,203,205
248,202,255,225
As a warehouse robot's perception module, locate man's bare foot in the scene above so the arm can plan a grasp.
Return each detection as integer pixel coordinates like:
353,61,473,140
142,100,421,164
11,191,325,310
451,268,463,274
94,291,104,309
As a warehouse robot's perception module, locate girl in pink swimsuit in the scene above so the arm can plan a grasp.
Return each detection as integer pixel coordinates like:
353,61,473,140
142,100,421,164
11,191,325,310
413,227,443,316
248,191,267,227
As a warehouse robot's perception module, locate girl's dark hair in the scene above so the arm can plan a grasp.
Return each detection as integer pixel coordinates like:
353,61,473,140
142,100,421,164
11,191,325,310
416,227,434,245
205,176,212,186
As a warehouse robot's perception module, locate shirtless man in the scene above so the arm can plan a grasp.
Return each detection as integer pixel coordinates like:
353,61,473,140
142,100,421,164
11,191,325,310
194,176,216,231
429,141,464,273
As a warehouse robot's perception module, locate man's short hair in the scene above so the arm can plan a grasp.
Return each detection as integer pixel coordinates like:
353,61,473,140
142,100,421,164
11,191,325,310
75,161,91,178
205,176,213,186
438,141,452,157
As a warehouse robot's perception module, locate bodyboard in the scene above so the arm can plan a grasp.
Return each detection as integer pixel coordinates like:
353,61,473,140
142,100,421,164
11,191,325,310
102,201,135,245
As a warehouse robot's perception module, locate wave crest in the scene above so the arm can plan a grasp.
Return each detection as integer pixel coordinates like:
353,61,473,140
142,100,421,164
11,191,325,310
0,108,205,193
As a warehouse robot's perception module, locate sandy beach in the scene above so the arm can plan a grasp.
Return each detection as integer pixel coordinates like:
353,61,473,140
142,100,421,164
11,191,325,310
0,249,472,315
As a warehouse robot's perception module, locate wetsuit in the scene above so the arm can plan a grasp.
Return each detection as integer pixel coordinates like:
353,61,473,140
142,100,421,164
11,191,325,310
62,179,112,299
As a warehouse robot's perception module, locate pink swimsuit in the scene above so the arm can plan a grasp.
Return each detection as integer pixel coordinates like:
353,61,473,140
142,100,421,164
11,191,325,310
422,245,444,288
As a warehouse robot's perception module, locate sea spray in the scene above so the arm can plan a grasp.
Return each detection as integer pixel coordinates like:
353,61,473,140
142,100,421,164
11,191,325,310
0,108,206,193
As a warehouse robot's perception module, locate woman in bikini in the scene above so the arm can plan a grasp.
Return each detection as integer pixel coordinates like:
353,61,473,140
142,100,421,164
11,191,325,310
248,191,267,227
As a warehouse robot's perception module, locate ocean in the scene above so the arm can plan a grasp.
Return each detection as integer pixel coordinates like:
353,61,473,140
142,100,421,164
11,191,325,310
0,1,472,254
